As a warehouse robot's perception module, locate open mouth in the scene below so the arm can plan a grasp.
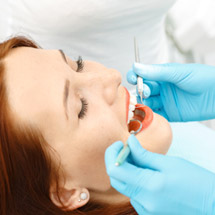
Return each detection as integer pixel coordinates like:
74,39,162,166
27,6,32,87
124,87,153,134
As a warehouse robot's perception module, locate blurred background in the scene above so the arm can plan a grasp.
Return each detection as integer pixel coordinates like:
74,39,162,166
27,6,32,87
165,0,215,130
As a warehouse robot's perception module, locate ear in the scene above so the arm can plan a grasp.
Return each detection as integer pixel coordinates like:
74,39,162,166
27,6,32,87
50,187,90,211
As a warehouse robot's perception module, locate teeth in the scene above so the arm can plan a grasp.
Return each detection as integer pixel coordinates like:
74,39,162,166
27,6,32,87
129,104,135,111
127,95,137,124
128,110,134,119
130,95,137,105
127,110,134,124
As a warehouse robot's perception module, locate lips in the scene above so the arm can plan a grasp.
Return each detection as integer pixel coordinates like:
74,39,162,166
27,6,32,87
124,87,130,124
124,87,153,134
128,104,153,133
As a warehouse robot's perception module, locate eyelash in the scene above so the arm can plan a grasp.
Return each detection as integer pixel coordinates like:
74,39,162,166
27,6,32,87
78,98,88,119
76,56,88,119
76,56,84,72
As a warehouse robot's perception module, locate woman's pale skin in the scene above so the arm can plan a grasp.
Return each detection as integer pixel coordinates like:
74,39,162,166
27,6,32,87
4,47,172,210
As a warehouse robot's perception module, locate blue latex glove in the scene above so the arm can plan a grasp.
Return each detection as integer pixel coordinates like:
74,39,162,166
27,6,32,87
105,135,215,215
127,63,215,122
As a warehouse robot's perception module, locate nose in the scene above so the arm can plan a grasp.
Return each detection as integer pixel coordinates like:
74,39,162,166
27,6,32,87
101,69,122,104
78,68,122,105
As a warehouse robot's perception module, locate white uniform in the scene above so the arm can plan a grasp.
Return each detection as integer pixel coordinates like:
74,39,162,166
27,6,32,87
5,0,175,90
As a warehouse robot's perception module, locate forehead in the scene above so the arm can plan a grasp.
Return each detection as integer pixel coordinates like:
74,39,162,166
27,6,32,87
4,47,67,127
5,47,62,71
4,47,64,79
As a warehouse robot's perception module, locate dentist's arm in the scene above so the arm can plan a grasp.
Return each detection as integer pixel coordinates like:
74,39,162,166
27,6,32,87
105,135,215,215
127,63,215,122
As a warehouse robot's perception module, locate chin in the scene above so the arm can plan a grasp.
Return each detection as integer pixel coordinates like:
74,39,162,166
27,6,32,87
136,112,172,155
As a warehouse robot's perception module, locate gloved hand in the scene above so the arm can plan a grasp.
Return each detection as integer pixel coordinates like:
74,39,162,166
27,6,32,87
105,135,215,215
127,63,215,122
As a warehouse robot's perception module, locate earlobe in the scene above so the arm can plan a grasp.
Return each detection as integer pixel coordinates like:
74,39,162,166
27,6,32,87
50,187,90,211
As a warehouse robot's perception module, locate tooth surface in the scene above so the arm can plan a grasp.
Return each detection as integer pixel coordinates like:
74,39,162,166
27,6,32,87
129,104,135,111
128,110,134,119
130,95,137,105
127,110,134,124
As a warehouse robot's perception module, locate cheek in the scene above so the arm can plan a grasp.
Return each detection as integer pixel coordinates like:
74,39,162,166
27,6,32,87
72,128,116,191
82,119,125,152
73,114,127,189
73,114,122,167
82,103,127,149
136,113,172,155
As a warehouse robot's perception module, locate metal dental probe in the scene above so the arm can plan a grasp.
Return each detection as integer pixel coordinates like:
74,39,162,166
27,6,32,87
134,37,144,104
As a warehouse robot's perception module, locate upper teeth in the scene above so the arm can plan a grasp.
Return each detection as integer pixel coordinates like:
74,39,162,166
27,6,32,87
129,104,135,111
127,95,137,124
130,95,137,105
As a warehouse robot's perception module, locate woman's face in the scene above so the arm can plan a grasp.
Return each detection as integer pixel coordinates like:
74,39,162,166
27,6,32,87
5,47,172,198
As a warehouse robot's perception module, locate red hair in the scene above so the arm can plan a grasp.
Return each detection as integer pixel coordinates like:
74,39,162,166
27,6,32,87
0,36,137,215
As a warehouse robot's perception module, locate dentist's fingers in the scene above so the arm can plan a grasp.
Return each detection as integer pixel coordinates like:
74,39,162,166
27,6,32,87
105,141,124,166
127,69,137,85
144,81,160,96
133,63,183,83
142,84,151,99
127,135,167,170
105,140,157,185
109,177,126,192
108,164,158,200
130,199,145,215
135,84,151,99
144,96,163,110
135,84,151,100
107,158,156,186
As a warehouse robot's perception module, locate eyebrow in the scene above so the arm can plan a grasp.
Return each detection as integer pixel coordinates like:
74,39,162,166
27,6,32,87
63,79,70,121
58,49,70,121
59,49,67,63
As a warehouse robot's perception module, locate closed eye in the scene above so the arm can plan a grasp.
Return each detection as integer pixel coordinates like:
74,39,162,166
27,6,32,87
59,49,83,72
59,50,86,119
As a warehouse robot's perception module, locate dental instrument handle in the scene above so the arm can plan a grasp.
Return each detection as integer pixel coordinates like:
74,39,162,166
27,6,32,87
115,144,130,166
137,76,144,101
134,37,143,100
115,130,137,166
134,37,149,101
